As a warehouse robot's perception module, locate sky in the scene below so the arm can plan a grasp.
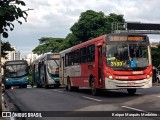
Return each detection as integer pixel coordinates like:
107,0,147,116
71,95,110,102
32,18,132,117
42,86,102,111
3,0,160,57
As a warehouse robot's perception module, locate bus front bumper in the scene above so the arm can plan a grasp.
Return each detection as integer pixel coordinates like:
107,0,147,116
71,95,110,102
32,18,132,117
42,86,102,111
4,77,29,86
104,77,152,89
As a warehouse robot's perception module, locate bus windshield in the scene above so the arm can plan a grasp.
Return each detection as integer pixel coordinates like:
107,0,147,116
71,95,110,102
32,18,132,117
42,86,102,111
5,64,28,78
47,60,59,76
106,44,149,70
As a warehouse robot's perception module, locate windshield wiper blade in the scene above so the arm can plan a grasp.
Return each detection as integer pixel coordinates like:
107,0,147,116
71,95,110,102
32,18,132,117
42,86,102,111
54,60,59,67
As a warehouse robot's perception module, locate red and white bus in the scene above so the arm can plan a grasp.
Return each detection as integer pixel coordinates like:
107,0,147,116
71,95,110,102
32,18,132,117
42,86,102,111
59,33,152,95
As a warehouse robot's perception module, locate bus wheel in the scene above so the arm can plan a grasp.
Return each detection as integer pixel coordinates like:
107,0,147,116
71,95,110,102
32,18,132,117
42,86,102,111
65,85,68,90
45,85,49,89
91,80,97,96
36,84,42,88
67,79,73,91
157,78,160,83
5,86,11,89
127,89,136,95
22,85,27,88
55,84,60,88
74,87,79,91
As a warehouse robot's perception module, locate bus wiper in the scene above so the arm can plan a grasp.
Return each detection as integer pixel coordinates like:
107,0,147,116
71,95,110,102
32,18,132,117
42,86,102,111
54,60,59,67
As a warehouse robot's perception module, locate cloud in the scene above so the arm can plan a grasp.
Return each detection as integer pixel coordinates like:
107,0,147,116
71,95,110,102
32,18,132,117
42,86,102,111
4,0,160,57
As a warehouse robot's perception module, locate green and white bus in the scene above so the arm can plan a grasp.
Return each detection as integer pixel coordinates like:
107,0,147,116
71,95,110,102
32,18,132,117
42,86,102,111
31,53,60,88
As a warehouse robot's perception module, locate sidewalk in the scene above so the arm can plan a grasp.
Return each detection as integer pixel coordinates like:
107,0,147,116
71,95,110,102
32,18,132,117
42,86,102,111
2,83,10,120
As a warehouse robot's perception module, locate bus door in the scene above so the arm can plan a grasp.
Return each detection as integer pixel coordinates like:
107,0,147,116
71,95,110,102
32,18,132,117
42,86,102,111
60,57,65,85
38,62,41,84
40,61,46,86
97,46,103,87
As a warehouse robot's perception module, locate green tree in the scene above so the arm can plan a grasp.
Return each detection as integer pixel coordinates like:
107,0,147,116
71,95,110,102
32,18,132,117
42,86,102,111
0,0,29,38
1,41,14,58
70,10,125,43
0,0,30,112
33,10,125,53
32,37,64,55
58,33,77,51
151,45,160,69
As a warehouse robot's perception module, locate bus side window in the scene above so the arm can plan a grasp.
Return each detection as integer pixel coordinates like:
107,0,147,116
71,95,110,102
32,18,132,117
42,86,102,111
74,49,80,65
87,45,95,62
80,47,86,63
65,53,69,66
91,44,95,62
68,51,73,66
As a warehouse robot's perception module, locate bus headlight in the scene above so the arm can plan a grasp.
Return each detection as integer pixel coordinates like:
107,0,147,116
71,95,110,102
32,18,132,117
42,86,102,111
27,77,29,80
6,79,9,81
48,78,54,83
146,75,150,79
109,75,113,79
146,71,152,79
48,78,52,81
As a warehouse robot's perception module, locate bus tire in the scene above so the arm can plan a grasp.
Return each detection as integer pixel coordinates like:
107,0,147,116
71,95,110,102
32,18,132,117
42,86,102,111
91,78,97,96
45,85,49,89
22,85,27,88
55,84,60,88
67,79,73,91
66,86,68,90
74,87,79,91
127,89,136,95
5,86,11,89
36,84,42,88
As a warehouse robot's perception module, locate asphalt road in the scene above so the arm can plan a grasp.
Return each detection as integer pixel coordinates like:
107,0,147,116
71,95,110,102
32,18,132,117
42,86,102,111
3,85,160,120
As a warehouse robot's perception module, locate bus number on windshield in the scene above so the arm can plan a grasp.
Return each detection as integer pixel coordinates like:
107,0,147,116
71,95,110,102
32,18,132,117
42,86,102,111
111,61,123,67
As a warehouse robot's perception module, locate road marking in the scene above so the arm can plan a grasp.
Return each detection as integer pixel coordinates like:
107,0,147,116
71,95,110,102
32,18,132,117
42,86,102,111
53,90,63,93
122,106,145,112
122,106,160,116
156,96,160,98
82,96,102,102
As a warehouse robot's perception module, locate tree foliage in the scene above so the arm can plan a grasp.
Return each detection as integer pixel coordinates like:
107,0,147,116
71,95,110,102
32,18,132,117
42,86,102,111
70,10,125,43
0,0,28,38
33,10,125,54
1,41,14,58
151,45,160,69
32,37,64,55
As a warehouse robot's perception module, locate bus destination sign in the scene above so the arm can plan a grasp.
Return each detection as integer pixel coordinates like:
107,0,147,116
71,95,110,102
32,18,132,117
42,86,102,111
109,36,146,42
48,54,60,59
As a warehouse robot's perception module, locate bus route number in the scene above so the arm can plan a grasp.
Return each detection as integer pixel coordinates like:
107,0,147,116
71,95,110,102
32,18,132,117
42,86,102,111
111,61,123,67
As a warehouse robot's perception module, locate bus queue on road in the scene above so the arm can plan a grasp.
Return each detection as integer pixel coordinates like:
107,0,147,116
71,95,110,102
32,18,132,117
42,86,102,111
3,33,154,96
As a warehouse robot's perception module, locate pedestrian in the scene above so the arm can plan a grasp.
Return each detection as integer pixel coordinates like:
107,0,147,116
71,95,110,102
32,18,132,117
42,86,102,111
153,66,157,83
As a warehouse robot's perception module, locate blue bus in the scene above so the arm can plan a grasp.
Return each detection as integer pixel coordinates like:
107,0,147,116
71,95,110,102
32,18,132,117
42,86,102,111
31,53,60,88
4,60,29,89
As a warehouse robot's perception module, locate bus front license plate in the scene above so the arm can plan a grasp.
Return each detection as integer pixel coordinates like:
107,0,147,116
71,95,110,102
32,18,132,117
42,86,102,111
127,82,135,86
